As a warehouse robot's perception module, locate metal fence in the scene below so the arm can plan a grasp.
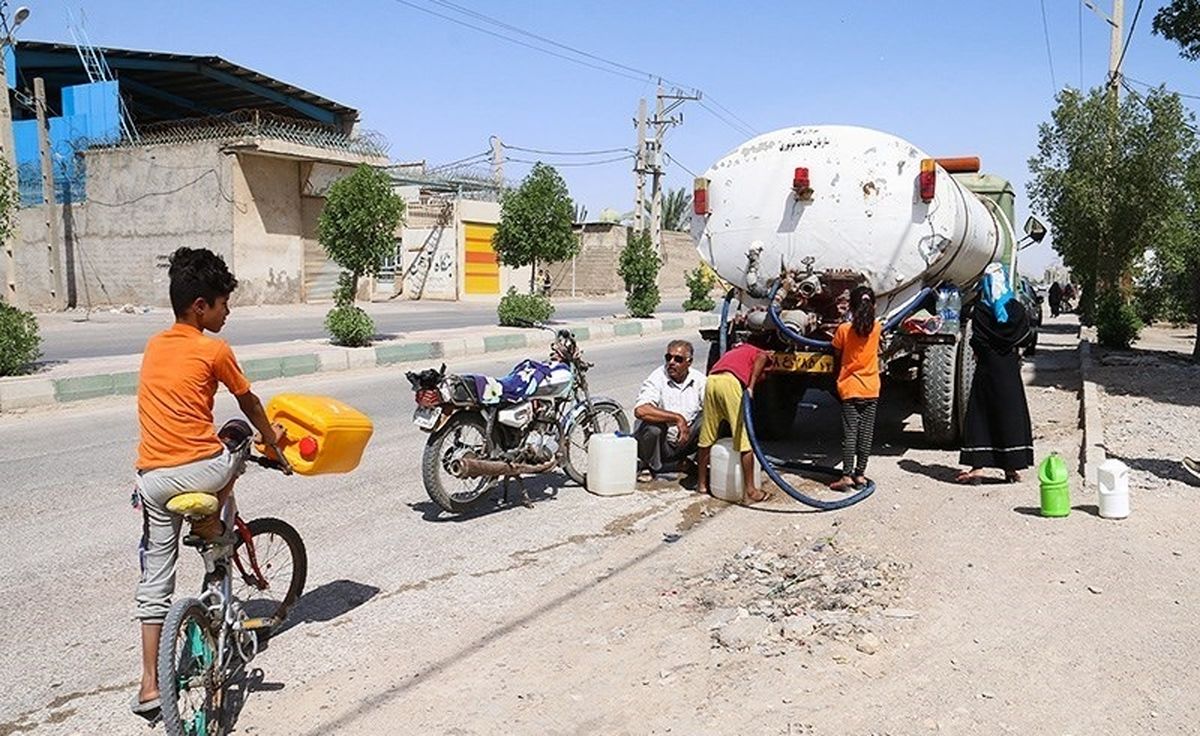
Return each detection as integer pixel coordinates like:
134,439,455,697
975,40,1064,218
87,109,390,158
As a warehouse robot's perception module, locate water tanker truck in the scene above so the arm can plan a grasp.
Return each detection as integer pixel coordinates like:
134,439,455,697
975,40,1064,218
691,125,1046,446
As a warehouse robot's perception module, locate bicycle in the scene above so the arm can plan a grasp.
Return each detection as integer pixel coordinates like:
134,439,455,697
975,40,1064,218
156,419,308,736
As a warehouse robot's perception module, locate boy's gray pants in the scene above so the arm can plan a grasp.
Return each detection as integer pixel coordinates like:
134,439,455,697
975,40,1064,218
135,446,247,622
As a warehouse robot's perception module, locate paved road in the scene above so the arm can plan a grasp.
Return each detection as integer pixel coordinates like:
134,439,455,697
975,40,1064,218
0,332,745,734
35,297,704,362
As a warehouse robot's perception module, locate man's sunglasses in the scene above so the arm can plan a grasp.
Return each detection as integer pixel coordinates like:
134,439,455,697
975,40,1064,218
664,354,690,364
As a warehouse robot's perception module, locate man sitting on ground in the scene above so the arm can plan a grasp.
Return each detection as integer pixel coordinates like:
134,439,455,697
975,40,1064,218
633,340,706,480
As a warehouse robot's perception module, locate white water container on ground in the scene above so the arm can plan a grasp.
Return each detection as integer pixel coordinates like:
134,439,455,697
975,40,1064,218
710,438,762,503
586,434,637,496
1097,459,1130,519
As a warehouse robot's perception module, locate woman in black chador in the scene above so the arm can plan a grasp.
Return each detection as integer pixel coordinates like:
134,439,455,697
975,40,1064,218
956,264,1035,484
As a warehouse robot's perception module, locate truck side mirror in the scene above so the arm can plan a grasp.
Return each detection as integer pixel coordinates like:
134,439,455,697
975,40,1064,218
1023,216,1047,243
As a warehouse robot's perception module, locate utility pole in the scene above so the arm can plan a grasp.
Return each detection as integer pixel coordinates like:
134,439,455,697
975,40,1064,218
632,98,646,233
0,41,17,306
490,135,504,191
1107,0,1124,107
648,84,700,256
34,77,62,309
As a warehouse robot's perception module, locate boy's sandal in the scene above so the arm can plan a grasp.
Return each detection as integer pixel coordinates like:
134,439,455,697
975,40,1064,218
744,488,770,504
130,695,161,722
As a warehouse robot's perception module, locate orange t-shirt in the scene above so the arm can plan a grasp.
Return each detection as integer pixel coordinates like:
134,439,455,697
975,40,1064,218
831,321,882,400
136,323,252,470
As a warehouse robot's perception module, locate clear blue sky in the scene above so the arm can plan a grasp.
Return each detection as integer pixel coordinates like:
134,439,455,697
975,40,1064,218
17,1,1200,276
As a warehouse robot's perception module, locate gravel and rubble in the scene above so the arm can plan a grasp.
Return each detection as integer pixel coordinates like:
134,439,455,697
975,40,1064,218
682,526,910,657
1092,325,1200,493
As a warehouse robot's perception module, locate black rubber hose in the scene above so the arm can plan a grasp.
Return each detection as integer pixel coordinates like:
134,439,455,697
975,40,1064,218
741,390,876,510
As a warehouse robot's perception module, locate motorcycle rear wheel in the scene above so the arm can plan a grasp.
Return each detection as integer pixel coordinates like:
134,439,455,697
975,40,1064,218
562,400,630,486
422,412,494,514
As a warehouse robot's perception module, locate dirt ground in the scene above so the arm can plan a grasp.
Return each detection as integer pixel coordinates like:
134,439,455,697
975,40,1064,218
213,315,1200,735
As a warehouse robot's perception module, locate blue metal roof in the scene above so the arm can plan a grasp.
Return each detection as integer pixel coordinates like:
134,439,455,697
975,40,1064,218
11,41,359,131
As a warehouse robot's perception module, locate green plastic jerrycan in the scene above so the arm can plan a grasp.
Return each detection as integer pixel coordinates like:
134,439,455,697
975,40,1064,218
1038,453,1070,517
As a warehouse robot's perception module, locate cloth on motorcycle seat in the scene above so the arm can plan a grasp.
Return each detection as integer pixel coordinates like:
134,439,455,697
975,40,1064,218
166,492,220,517
471,359,570,405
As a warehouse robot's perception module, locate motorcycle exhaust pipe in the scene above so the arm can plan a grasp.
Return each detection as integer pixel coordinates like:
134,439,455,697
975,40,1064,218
453,456,559,478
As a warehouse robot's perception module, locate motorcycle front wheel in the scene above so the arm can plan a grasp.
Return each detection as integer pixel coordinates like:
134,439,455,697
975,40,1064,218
562,400,630,486
422,412,494,514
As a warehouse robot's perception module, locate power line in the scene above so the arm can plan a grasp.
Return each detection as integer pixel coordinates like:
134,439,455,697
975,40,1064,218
390,0,648,84
390,0,761,137
1121,79,1199,133
698,99,755,138
505,154,634,167
1125,75,1200,101
1114,0,1145,80
427,150,490,171
663,151,699,178
425,0,691,89
1040,0,1058,94
504,144,632,156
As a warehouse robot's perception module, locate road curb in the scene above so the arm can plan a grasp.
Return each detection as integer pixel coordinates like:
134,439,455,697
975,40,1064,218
1078,337,1106,488
0,313,717,413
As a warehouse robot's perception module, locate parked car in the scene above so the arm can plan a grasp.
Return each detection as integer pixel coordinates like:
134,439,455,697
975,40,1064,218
1016,276,1044,355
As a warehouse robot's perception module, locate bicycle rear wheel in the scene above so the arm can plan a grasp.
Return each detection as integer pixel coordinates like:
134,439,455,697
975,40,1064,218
158,598,219,736
232,517,307,634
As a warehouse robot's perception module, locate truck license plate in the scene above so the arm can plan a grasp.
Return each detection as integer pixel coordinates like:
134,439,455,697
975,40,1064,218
412,406,440,430
771,351,835,374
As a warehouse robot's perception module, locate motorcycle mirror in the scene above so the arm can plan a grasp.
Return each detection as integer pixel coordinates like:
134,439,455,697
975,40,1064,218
1023,215,1047,243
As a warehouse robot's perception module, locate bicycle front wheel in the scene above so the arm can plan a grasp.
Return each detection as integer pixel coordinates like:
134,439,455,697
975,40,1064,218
232,517,307,635
158,598,219,736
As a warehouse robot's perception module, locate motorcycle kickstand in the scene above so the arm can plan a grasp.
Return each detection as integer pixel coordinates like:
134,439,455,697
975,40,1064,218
502,475,533,508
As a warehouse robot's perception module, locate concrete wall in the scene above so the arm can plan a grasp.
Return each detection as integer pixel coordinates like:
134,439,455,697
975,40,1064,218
541,225,702,298
231,153,303,305
14,141,235,310
659,230,702,294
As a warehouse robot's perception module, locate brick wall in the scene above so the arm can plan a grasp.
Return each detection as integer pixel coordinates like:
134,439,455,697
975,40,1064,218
541,224,701,297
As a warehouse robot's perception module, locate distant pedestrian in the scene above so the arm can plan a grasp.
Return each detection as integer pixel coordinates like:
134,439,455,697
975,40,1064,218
830,285,882,491
1062,283,1076,313
1048,281,1063,317
957,263,1035,484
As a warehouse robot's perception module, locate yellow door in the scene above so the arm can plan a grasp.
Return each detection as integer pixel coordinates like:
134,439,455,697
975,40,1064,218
464,222,500,294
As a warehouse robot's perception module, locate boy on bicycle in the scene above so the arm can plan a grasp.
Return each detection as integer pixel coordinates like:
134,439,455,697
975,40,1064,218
132,247,284,720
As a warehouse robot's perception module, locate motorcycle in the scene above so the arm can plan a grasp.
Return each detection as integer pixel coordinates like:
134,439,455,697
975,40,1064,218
406,328,629,514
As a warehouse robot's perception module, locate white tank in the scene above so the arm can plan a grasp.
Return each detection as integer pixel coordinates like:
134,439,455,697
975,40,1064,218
692,125,1012,317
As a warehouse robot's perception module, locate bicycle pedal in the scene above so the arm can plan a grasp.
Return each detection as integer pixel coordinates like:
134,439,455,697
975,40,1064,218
240,617,279,631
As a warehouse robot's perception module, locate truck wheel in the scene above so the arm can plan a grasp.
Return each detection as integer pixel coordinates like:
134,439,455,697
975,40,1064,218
920,342,958,447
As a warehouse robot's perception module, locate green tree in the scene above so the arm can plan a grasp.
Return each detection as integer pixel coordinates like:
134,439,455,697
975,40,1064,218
318,164,405,298
493,162,578,292
0,156,39,375
1027,87,1194,331
643,187,693,231
619,229,661,318
1153,0,1200,60
318,165,404,346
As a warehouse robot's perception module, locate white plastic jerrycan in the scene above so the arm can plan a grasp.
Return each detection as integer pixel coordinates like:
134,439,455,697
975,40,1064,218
711,437,762,503
586,433,637,496
1096,458,1130,519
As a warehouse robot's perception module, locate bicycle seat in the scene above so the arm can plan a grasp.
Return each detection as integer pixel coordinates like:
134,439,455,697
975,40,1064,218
166,492,219,517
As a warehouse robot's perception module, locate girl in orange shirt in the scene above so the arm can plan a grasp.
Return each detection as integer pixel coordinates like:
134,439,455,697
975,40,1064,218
830,285,882,491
